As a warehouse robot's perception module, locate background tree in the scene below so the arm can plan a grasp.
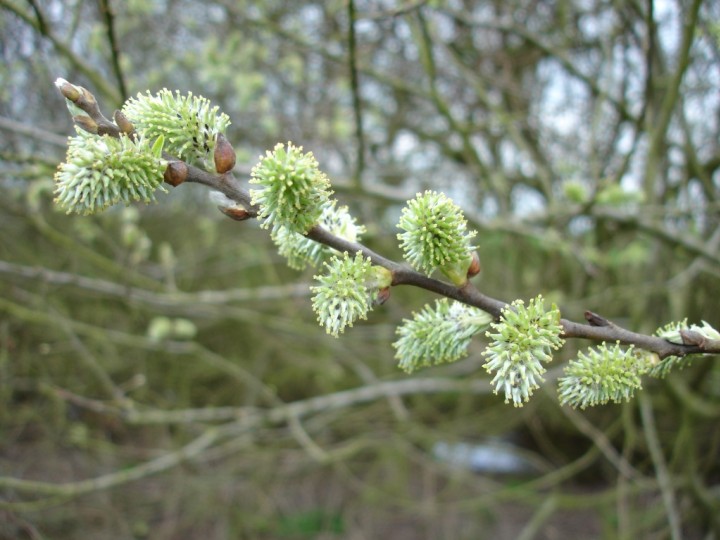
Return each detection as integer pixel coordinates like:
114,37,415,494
1,0,719,538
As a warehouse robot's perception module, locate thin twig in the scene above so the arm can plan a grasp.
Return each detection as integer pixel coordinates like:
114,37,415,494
558,404,641,480
97,0,128,100
0,116,68,146
1,0,121,103
347,0,365,189
639,393,683,540
0,426,222,497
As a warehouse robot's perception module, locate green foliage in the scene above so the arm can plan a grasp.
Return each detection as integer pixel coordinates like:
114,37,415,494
311,251,391,337
122,89,231,169
562,180,589,203
276,509,344,536
595,183,645,206
482,296,565,407
558,342,650,409
54,129,166,215
147,316,198,341
396,190,477,284
393,298,493,373
250,142,333,234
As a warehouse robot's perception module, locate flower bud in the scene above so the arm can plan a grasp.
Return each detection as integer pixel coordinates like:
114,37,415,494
214,133,236,174
114,110,135,134
482,296,564,406
208,190,249,220
311,252,377,337
72,115,98,134
394,299,492,373
397,190,477,278
163,161,188,187
219,206,250,221
55,78,81,101
250,142,333,234
558,342,646,409
122,89,230,168
467,251,481,278
54,130,167,215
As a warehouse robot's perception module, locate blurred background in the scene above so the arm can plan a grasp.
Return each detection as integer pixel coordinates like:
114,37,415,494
1,0,719,538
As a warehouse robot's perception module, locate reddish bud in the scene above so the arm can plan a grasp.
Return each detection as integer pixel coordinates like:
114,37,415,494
219,206,250,221
164,161,188,187
374,287,391,306
585,311,610,327
214,133,236,174
467,251,481,278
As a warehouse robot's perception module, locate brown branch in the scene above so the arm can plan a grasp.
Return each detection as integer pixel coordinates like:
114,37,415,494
0,115,68,147
97,0,128,100
52,80,720,361
347,0,366,189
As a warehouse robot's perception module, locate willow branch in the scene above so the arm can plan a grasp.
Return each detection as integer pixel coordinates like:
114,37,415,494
52,81,720,360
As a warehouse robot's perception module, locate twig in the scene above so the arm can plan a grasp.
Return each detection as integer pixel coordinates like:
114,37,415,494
47,376,495,425
0,0,121,103
0,259,310,306
643,0,703,199
558,404,641,480
287,412,329,462
347,0,365,189
97,0,128,100
0,425,222,497
517,496,557,540
0,116,68,147
639,393,683,540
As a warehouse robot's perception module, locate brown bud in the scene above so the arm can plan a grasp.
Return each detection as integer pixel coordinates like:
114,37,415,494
213,133,236,174
72,115,98,134
164,161,188,187
55,78,81,102
113,110,135,134
219,206,250,221
467,251,481,278
78,86,97,108
680,329,706,347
